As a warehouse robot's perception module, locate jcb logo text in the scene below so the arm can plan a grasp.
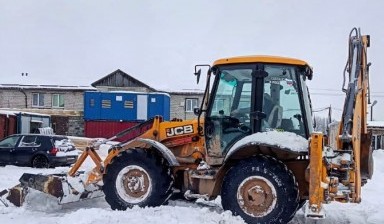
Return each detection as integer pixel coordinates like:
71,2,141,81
166,125,194,137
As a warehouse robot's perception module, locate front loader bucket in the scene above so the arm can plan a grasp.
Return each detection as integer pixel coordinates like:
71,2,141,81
19,173,65,198
6,185,28,207
5,173,65,207
5,172,103,207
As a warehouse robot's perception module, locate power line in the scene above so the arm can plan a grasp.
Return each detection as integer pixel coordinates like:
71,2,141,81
312,107,330,112
310,92,384,98
310,88,384,94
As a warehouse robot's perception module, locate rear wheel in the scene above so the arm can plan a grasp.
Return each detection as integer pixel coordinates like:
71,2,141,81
31,155,49,168
221,155,299,224
103,148,173,210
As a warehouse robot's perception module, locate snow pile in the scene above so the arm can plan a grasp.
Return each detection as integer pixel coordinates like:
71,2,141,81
54,139,76,152
229,130,308,153
55,150,79,157
54,138,80,157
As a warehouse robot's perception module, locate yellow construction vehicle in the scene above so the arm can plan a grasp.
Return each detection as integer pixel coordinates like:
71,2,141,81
2,27,373,224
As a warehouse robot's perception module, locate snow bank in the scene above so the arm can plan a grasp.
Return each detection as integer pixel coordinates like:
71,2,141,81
56,206,244,224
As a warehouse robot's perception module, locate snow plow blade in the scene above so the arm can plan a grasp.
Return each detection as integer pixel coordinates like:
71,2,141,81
6,173,103,207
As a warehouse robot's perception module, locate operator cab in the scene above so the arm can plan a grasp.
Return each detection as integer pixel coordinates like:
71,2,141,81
200,56,313,157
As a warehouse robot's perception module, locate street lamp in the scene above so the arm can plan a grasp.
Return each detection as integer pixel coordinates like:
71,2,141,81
370,100,377,121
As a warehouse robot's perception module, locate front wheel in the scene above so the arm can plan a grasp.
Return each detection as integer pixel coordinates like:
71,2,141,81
103,149,173,210
221,155,299,224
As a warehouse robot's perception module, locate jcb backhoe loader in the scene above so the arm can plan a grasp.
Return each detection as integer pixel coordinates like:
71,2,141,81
1,27,373,224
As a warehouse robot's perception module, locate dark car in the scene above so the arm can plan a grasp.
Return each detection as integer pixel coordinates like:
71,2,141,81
0,134,79,168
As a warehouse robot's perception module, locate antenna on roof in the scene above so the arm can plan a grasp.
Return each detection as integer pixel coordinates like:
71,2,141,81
21,73,28,76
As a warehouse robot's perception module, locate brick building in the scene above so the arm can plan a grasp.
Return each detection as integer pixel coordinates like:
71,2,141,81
0,69,203,137
0,84,96,136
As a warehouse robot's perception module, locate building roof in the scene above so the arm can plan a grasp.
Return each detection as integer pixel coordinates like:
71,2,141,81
0,109,50,117
368,121,384,128
91,69,156,91
159,88,205,95
0,84,96,91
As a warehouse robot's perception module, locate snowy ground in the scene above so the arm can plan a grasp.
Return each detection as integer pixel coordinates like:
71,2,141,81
0,149,383,224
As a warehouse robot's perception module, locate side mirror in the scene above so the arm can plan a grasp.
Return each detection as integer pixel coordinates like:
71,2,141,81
193,108,201,116
194,69,201,84
194,64,211,84
306,66,313,80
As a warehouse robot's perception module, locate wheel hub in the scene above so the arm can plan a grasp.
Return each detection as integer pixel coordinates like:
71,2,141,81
237,176,277,217
123,169,149,198
247,185,266,206
116,165,152,203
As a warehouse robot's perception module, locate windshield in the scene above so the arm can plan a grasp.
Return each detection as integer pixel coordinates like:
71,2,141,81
208,64,309,136
204,63,310,157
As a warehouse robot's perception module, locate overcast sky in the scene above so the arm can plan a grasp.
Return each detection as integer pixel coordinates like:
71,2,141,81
0,0,383,120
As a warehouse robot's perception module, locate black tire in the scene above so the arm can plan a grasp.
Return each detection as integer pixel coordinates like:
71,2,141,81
31,155,49,168
102,148,173,210
298,199,307,211
221,155,299,224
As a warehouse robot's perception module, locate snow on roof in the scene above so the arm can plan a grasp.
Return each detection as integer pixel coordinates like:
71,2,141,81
159,88,205,94
0,110,17,116
226,130,309,159
368,121,384,128
0,109,50,117
0,84,96,91
149,92,171,97
106,90,148,94
102,91,171,97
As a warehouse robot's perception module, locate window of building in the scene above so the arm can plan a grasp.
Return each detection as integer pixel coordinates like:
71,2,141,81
185,98,198,112
52,94,64,108
212,99,225,112
32,93,44,107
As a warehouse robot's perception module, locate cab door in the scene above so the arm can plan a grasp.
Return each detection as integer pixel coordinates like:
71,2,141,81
204,65,261,159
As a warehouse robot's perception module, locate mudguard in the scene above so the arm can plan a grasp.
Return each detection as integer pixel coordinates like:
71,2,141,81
128,138,180,166
224,131,308,162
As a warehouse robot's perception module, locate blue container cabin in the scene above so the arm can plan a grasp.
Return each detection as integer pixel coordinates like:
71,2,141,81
84,91,170,121
148,93,170,121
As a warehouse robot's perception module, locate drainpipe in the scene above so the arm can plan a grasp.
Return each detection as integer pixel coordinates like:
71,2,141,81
18,88,28,108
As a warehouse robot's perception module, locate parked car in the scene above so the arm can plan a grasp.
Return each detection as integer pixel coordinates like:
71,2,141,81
0,134,79,168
